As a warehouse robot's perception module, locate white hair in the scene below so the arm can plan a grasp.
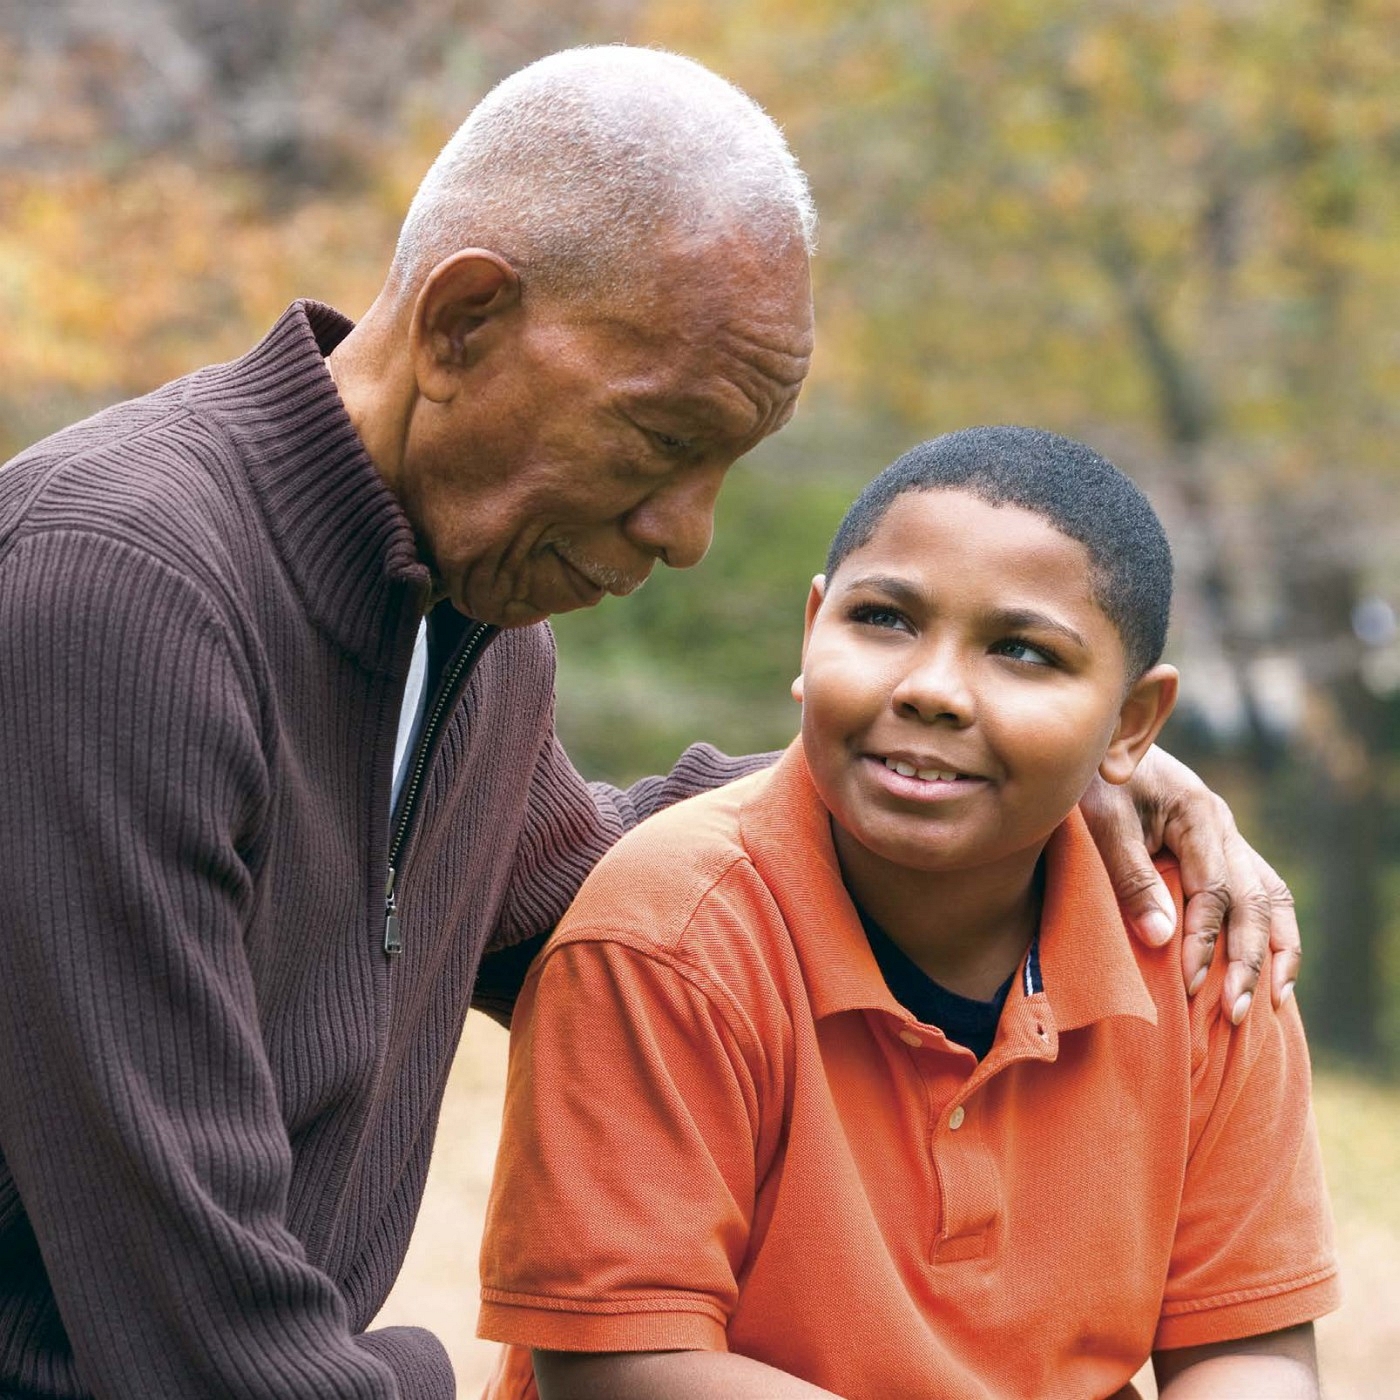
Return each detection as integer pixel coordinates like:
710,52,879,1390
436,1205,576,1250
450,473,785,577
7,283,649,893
390,45,817,304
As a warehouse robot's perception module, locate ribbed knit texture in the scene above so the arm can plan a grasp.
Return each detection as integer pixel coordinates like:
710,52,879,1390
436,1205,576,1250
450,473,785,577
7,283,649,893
0,302,765,1399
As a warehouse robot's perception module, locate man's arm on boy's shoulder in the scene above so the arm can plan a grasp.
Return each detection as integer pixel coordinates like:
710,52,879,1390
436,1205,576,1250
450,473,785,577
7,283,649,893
478,740,1298,1026
534,1349,843,1400
472,734,770,1025
1153,1322,1320,1398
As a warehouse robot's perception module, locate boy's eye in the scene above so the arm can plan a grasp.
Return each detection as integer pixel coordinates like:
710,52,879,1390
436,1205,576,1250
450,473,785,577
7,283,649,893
994,638,1057,667
849,603,909,631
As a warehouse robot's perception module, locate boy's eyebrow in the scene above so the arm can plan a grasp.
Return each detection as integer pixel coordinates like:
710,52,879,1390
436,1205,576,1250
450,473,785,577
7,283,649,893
839,575,1090,650
838,573,925,608
991,607,1089,651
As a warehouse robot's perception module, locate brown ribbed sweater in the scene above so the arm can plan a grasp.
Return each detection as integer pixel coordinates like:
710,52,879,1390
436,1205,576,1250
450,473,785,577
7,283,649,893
0,302,762,1399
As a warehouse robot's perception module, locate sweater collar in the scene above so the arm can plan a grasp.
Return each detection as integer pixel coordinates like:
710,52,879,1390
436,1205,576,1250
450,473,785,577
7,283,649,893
187,300,430,671
742,741,1158,1036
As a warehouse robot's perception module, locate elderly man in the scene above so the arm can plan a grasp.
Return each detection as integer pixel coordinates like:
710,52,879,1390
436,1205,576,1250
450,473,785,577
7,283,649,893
0,46,1297,1400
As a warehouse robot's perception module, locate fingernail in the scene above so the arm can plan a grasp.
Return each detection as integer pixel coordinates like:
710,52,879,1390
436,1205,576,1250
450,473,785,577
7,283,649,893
1279,981,1296,1006
1143,908,1176,945
1231,992,1253,1025
1188,967,1208,997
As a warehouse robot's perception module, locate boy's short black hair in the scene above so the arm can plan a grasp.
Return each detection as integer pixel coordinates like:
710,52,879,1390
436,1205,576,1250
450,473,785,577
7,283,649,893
826,426,1173,679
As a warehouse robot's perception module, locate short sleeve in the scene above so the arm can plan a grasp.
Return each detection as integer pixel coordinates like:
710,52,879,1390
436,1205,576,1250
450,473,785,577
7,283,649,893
478,933,766,1353
1155,962,1341,1349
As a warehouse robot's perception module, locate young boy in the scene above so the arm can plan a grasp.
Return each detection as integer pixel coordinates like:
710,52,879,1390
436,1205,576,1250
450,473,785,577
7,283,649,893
477,427,1339,1399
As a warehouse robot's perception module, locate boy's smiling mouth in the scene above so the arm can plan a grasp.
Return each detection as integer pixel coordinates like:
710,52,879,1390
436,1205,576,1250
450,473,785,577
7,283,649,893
867,752,989,797
883,756,966,782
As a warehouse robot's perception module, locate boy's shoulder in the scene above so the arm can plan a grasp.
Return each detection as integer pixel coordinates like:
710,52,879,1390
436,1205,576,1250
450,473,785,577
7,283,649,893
554,763,798,965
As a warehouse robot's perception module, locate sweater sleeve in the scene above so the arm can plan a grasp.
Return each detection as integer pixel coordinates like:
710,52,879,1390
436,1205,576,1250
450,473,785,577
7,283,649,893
0,531,445,1399
473,727,775,1023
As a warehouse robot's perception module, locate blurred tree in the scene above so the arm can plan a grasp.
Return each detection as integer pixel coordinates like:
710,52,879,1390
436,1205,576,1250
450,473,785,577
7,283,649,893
634,0,1400,1061
2,0,1398,1062
0,0,642,183
0,0,638,458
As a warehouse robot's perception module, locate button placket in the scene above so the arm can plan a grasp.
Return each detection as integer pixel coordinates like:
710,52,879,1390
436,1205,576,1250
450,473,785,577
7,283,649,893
930,1089,998,1261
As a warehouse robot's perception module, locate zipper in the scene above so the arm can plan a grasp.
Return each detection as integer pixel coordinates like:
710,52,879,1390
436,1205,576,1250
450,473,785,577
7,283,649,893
383,865,402,955
383,618,495,955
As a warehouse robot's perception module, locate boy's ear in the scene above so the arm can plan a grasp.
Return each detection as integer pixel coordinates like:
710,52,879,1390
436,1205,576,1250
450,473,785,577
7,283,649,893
791,574,827,704
1099,664,1180,785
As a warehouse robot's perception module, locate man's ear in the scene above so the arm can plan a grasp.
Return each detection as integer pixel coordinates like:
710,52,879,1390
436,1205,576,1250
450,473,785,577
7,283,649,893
1099,663,1180,785
791,574,827,703
410,250,522,404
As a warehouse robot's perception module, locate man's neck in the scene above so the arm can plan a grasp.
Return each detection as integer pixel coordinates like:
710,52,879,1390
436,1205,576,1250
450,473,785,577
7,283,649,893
831,823,1047,1001
324,295,415,500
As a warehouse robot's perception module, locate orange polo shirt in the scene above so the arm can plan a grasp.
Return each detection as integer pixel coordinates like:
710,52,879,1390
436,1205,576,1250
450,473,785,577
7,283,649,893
478,741,1338,1400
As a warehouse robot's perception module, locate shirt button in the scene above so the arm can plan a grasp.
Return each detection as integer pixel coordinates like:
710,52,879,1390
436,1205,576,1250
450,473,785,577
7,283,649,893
898,1029,923,1048
948,1105,966,1130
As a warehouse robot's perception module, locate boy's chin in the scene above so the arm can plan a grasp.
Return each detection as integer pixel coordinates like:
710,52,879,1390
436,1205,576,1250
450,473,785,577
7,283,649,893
833,816,974,876
833,812,1056,882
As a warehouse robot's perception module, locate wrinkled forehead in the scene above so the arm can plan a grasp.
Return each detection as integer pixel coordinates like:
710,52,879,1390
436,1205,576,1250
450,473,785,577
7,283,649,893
676,233,814,414
577,231,814,437
628,219,812,326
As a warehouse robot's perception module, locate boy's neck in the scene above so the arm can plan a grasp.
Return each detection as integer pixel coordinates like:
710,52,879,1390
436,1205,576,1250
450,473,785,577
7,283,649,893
831,822,1047,1002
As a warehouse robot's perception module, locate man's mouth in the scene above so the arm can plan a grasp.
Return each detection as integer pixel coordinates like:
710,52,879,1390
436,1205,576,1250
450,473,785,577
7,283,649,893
552,545,648,599
553,550,605,600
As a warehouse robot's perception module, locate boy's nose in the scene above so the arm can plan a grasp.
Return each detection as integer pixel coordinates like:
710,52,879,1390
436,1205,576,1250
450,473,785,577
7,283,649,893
891,648,976,725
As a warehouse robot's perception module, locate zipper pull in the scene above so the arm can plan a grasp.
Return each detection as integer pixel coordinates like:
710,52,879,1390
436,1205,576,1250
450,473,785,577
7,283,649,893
384,865,403,956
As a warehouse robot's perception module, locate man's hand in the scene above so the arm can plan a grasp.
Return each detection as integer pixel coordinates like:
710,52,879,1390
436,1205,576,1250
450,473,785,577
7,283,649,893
1080,745,1301,1024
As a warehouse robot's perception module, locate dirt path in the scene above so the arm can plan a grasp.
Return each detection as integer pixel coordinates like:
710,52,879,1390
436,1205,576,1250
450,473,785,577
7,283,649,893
375,1015,1392,1397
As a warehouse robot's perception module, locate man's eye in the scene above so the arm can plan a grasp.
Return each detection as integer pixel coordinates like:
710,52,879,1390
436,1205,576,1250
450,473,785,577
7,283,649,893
652,431,691,455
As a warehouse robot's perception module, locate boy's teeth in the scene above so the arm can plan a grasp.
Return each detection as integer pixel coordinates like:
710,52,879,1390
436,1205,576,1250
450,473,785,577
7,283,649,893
884,758,959,782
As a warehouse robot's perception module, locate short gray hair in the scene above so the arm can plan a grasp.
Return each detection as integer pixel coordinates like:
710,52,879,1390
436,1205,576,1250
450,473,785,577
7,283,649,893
390,45,817,304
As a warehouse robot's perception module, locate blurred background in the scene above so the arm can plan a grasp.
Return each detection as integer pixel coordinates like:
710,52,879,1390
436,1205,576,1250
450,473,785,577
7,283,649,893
2,0,1396,1393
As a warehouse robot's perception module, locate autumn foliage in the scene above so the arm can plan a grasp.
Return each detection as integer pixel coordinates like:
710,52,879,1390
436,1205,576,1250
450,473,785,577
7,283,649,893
2,0,1399,1065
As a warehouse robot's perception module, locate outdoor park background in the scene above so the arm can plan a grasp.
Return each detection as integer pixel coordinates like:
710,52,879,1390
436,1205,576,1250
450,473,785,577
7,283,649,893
1,1,1396,1393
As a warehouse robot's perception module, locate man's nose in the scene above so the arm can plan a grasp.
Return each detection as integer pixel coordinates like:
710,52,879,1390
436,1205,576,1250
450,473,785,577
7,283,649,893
623,466,727,570
891,645,976,725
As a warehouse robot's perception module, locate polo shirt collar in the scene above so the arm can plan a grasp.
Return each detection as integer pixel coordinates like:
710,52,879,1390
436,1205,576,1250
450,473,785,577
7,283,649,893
1034,804,1160,1031
742,742,906,1023
741,741,1157,1036
187,300,430,673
